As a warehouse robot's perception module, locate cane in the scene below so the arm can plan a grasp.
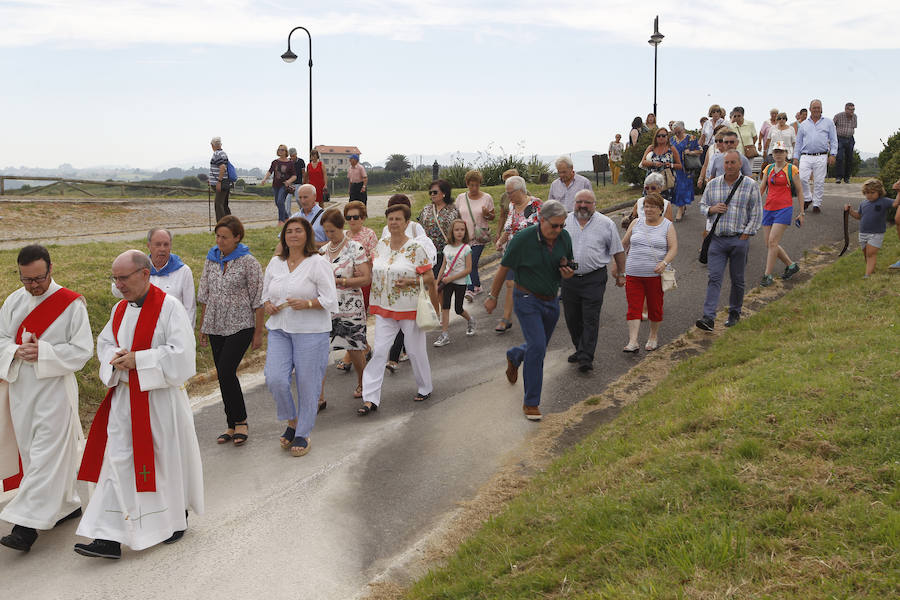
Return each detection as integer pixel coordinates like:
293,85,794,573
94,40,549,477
208,184,212,231
839,206,850,257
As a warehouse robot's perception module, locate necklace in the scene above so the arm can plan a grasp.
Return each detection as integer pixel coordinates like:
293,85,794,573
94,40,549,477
327,235,346,255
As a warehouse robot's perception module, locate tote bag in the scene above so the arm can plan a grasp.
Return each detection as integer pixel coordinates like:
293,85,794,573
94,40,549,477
415,277,440,330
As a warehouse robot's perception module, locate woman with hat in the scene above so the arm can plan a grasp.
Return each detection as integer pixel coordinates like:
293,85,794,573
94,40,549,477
758,141,805,287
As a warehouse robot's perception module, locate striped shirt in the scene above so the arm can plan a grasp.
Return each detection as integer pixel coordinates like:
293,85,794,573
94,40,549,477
209,150,228,184
625,218,671,277
700,175,763,237
833,111,857,138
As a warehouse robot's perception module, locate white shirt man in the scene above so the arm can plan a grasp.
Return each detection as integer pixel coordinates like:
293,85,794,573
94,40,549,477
793,99,838,213
548,156,592,212
110,228,196,325
75,250,203,559
0,245,93,553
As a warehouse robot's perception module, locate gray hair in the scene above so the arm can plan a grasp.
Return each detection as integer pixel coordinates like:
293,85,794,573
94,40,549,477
554,155,574,170
125,249,152,270
809,98,822,108
574,189,596,203
298,183,317,195
288,147,297,155
644,172,665,188
539,200,567,221
723,149,743,161
210,136,222,148
147,227,173,243
505,175,527,194
673,121,685,130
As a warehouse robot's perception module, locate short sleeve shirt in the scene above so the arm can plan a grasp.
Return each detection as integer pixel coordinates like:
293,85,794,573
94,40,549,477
441,243,472,285
209,150,228,184
501,225,573,298
348,163,367,183
858,197,893,234
369,238,432,320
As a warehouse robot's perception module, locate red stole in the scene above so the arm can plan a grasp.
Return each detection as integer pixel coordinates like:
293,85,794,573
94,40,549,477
78,285,166,493
2,287,81,492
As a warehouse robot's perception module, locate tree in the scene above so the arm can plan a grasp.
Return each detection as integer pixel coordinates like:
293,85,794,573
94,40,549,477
385,154,412,173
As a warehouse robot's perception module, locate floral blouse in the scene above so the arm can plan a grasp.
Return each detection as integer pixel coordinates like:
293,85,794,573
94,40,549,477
320,238,367,320
369,238,431,320
350,226,378,262
417,202,460,253
198,254,264,336
504,197,542,235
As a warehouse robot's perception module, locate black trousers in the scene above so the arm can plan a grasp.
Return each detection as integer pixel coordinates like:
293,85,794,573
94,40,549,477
349,182,367,205
208,327,254,428
213,183,231,222
560,268,607,364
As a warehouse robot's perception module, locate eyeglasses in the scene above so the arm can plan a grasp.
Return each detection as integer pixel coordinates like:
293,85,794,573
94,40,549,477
19,270,50,285
346,214,363,220
545,222,565,229
723,139,737,144
714,138,724,143
109,268,143,284
656,134,668,138
428,190,440,196
777,117,787,120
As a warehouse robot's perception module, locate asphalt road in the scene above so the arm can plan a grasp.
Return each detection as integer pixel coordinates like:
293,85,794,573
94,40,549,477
0,183,869,599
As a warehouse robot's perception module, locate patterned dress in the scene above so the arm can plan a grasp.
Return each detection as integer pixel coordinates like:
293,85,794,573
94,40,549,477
321,238,368,351
646,147,676,201
671,135,700,207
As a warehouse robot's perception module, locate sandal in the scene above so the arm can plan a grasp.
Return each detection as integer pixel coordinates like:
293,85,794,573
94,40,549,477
318,400,327,413
645,340,659,351
494,318,513,333
623,343,640,353
354,384,363,399
385,361,398,374
280,426,295,450
290,436,310,457
413,392,431,402
217,430,234,444
335,360,351,372
357,402,378,416
232,422,249,446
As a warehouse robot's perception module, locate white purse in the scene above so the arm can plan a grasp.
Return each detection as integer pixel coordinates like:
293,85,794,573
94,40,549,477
661,265,677,292
415,277,440,330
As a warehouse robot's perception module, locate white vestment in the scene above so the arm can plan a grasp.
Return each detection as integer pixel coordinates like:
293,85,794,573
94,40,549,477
76,294,204,550
0,280,93,530
111,262,196,326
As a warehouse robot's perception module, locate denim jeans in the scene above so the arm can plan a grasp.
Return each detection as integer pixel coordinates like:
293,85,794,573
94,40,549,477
273,186,290,222
836,136,855,183
702,235,750,320
467,244,485,291
507,289,560,407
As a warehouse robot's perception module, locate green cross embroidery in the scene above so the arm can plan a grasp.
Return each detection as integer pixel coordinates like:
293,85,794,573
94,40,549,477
138,465,151,482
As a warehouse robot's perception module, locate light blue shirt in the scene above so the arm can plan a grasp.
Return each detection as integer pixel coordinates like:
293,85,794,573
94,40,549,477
548,173,592,212
708,152,752,179
793,116,838,160
563,211,624,275
291,204,327,243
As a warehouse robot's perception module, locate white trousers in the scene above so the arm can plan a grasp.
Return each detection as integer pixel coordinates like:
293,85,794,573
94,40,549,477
799,154,827,208
362,315,432,406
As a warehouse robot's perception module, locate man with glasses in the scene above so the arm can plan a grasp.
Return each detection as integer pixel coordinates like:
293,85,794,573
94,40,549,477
833,102,857,184
793,99,838,213
0,245,93,553
707,131,752,180
485,200,575,421
75,250,203,559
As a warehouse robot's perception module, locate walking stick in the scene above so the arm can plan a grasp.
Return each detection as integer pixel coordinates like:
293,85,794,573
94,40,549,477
208,184,212,231
839,206,850,256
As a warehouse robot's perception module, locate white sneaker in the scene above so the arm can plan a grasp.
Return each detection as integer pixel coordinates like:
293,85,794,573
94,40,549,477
464,290,474,302
466,318,476,336
433,332,450,347
890,259,900,269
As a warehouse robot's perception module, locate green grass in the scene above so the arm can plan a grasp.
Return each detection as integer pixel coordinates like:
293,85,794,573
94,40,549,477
406,235,900,598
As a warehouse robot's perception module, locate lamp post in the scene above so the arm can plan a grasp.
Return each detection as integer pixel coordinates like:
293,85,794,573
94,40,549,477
281,26,313,154
647,16,664,118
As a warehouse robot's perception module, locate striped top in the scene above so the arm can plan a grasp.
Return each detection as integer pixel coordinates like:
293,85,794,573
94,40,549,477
625,218,671,278
209,150,228,184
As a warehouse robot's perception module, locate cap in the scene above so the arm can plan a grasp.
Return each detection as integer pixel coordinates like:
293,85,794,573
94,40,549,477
349,153,360,160
771,141,788,152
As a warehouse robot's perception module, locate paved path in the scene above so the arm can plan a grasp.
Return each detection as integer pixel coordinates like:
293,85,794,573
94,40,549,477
0,184,875,598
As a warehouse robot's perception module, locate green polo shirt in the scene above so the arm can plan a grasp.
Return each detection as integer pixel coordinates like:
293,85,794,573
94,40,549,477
501,224,574,298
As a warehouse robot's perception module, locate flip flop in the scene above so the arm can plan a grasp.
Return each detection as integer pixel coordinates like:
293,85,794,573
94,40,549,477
494,318,513,333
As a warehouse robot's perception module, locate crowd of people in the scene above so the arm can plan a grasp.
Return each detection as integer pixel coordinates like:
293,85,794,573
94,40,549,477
2,101,898,560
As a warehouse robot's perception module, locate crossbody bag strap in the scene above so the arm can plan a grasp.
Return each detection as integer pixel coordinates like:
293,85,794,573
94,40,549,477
709,176,744,236
464,193,479,230
440,245,467,283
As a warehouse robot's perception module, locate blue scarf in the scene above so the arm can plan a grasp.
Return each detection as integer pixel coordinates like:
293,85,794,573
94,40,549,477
207,243,250,271
149,252,186,277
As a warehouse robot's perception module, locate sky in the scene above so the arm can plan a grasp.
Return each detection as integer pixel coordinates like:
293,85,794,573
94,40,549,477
2,0,900,173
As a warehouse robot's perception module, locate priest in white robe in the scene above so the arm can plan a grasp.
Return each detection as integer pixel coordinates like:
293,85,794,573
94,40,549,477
0,244,93,553
75,250,203,559
110,227,196,326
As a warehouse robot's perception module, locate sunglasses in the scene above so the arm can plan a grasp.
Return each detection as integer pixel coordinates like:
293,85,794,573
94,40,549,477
428,190,440,196
346,214,363,220
714,138,724,143
656,134,668,138
777,117,787,120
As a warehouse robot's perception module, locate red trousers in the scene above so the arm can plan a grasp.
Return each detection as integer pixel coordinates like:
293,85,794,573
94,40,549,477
625,275,664,321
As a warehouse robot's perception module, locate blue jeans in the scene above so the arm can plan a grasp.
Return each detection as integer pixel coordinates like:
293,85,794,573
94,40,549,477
836,136,855,183
702,235,750,321
467,244,485,291
507,289,560,407
273,186,290,222
264,329,330,438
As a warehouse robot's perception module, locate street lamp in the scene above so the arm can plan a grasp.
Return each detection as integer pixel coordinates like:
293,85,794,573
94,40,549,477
281,26,313,154
647,15,664,118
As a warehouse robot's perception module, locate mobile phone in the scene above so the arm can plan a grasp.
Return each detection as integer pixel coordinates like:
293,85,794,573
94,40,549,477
794,217,802,228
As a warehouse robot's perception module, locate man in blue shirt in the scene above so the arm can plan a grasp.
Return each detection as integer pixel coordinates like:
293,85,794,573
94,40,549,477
290,184,327,249
793,99,838,213
707,131,752,179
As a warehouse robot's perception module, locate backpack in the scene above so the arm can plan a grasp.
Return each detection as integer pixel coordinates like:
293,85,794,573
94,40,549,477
226,161,238,183
765,163,797,197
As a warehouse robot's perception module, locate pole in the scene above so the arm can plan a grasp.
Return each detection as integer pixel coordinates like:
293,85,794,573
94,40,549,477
306,32,313,154
653,43,658,117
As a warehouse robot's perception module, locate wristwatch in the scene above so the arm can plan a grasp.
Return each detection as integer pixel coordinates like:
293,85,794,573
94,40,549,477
487,293,496,301
307,300,313,309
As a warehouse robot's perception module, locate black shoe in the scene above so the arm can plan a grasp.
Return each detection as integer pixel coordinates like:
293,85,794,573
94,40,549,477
812,206,821,214
74,539,121,559
54,507,82,527
695,317,715,331
578,362,593,373
567,352,580,363
835,179,841,184
725,314,740,327
1,525,38,552
163,511,188,544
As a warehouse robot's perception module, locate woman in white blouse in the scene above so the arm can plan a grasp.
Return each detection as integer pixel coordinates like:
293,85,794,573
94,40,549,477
359,203,440,415
262,217,338,457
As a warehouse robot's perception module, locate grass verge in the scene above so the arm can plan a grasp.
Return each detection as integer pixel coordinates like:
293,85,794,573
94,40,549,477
404,236,900,598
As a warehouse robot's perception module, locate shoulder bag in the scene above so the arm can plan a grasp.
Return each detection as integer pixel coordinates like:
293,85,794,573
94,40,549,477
464,194,492,245
699,176,744,264
737,127,759,159
682,137,703,172
415,276,440,331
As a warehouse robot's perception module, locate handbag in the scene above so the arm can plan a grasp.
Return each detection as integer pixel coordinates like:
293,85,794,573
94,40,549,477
661,266,677,292
464,194,492,245
737,127,759,158
415,276,440,330
699,176,744,264
662,167,676,190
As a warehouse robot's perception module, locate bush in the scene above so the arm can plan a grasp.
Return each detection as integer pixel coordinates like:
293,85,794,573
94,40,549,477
879,152,900,195
878,129,900,169
622,128,656,185
395,169,435,192
826,150,861,179
438,160,471,189
525,154,551,183
480,155,530,186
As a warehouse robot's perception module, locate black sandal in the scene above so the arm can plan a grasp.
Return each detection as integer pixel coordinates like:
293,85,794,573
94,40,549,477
357,402,378,416
216,432,233,444
290,436,310,457
232,422,249,446
280,426,295,450
414,392,431,402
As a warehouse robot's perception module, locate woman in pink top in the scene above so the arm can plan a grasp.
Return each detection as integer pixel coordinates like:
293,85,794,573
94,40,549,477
455,169,494,301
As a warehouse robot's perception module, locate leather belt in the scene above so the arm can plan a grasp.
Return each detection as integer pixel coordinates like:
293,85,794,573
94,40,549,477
515,284,555,302
801,152,828,156
574,266,606,278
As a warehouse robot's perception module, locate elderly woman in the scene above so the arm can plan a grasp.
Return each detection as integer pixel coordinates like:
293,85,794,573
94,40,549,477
359,203,440,415
494,175,542,333
455,169,494,301
418,178,459,278
624,172,674,225
699,125,731,188
670,121,701,221
622,193,677,352
198,216,264,446
699,104,725,149
640,126,682,202
306,148,327,206
336,200,377,373
260,144,295,225
763,112,796,164
320,209,371,399
608,134,625,185
262,217,337,457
